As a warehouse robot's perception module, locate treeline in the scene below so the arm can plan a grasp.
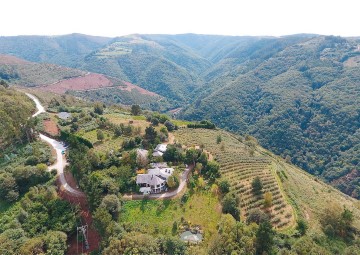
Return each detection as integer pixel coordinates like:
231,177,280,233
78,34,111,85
0,185,77,255
0,85,36,149
187,120,216,129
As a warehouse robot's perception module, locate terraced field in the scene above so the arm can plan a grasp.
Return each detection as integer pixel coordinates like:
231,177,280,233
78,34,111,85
175,128,295,229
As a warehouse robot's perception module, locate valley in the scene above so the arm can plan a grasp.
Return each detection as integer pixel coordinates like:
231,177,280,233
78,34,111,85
0,33,359,255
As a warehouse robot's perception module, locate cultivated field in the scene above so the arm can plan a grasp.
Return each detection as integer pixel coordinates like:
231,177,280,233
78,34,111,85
175,128,295,230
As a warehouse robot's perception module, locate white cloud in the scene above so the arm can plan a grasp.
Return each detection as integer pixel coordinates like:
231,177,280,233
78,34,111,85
0,0,358,37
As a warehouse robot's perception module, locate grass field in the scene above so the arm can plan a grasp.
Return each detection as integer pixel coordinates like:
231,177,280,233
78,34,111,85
282,162,360,232
120,191,221,246
80,129,124,152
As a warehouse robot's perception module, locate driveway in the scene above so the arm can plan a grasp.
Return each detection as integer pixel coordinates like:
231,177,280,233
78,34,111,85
123,164,193,200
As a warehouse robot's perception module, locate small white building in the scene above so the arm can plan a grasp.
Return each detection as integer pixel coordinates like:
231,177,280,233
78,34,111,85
152,143,167,157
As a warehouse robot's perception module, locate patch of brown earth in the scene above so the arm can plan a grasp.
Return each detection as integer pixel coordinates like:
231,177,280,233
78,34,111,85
40,73,113,94
121,81,158,96
43,119,59,136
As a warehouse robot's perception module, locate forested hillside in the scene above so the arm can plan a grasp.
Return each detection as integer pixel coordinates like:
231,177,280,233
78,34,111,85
0,33,111,68
1,33,359,199
0,83,35,149
181,35,360,198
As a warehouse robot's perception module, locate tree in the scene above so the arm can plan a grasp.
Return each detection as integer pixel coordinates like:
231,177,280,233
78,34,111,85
222,192,240,221
167,175,179,189
203,161,220,182
158,236,187,255
103,232,159,255
0,80,9,88
296,219,308,236
211,183,219,195
256,220,275,255
151,117,159,126
209,214,256,255
185,148,198,165
252,176,263,195
0,172,18,202
247,208,269,225
321,202,354,238
94,102,104,115
218,179,230,194
93,207,114,239
131,105,141,115
163,145,183,163
198,152,208,166
43,231,67,255
97,130,105,141
164,120,176,131
264,192,273,208
144,126,157,144
216,135,222,144
100,194,121,219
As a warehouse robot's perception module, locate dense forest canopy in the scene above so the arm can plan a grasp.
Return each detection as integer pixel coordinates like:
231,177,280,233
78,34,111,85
0,84,35,149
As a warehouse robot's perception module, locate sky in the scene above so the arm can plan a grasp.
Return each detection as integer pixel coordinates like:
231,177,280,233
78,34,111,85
1,0,359,37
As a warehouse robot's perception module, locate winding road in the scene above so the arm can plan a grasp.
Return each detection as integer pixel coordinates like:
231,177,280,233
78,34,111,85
27,93,83,196
27,93,192,200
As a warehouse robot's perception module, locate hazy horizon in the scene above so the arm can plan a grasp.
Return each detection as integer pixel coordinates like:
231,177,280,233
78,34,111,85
1,0,359,37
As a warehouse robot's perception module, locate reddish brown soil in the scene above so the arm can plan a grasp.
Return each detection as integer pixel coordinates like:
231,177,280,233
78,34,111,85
331,169,359,197
56,174,101,255
121,81,158,96
40,73,112,94
37,72,159,98
43,119,59,136
0,54,30,64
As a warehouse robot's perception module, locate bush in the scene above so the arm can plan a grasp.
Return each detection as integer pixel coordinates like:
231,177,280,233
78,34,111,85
252,176,263,195
222,192,240,221
187,120,215,129
218,179,230,194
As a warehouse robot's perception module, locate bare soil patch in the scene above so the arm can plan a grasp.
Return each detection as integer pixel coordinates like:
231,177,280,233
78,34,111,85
43,119,59,136
39,73,112,94
121,81,158,96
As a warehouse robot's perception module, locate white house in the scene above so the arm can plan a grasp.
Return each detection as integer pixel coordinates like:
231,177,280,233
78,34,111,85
152,143,167,157
136,166,174,194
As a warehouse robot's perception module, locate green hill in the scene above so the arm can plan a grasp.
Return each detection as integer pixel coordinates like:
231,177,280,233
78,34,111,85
0,33,111,68
181,35,360,199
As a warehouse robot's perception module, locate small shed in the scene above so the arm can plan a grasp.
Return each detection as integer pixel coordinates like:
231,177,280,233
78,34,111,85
58,112,72,120
180,231,203,243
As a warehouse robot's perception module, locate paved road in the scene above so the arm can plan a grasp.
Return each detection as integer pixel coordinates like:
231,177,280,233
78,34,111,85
27,93,83,196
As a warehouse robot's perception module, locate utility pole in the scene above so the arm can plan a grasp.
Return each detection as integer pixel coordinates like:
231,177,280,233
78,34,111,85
77,224,90,253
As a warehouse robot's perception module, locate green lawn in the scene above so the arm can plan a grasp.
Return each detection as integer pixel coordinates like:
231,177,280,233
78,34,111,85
172,119,193,127
120,191,221,245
